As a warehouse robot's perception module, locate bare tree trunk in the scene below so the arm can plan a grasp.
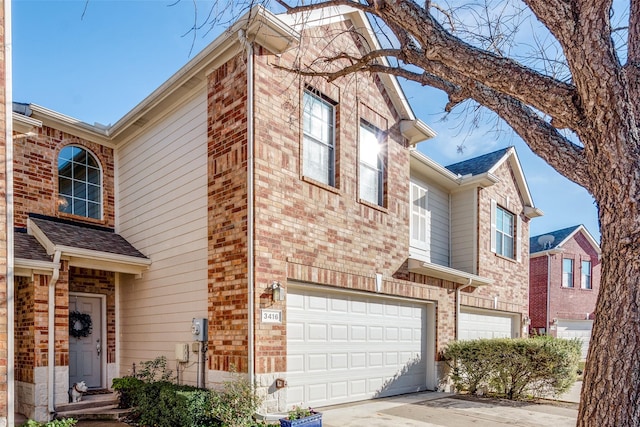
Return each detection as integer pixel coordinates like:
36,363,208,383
579,196,640,426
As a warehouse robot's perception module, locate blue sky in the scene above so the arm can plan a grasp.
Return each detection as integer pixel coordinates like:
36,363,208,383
11,0,600,241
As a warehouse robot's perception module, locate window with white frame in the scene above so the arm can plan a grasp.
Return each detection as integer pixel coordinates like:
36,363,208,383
302,90,335,186
563,258,574,288
495,206,514,258
58,146,102,219
359,122,384,206
581,260,592,289
410,182,429,249
490,199,522,261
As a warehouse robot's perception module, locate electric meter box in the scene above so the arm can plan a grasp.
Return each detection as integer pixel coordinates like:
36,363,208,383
191,318,208,342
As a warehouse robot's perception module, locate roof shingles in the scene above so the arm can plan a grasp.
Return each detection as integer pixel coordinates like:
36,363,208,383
31,217,147,259
445,147,510,176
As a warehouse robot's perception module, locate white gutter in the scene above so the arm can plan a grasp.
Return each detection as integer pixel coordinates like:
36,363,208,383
238,30,255,387
5,0,14,423
48,250,62,418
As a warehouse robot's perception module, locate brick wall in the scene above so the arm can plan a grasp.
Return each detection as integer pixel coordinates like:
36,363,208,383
69,267,116,363
471,161,530,319
548,232,600,325
529,255,549,329
13,126,115,228
207,54,250,373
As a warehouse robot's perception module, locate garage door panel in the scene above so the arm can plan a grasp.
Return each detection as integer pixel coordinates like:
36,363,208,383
287,287,429,408
459,310,515,340
557,320,592,360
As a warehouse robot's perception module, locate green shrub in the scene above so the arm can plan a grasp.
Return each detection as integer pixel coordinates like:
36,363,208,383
112,376,144,409
112,357,264,426
443,336,581,400
209,372,263,427
20,419,77,427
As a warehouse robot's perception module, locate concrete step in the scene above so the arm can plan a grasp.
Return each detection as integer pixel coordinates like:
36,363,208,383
55,392,128,421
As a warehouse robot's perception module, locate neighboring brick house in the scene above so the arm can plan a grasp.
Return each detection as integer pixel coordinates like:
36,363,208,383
529,225,601,359
9,5,542,421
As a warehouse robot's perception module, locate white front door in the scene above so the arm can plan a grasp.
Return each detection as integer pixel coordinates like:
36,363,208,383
69,294,103,389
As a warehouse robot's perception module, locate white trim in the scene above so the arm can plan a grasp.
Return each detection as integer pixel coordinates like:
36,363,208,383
490,199,497,253
408,258,492,287
555,225,601,254
516,215,522,262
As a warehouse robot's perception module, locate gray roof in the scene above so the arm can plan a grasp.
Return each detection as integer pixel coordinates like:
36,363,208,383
30,217,148,259
445,147,511,176
530,225,582,253
15,231,52,262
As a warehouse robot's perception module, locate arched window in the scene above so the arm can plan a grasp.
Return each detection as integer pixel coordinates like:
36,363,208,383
58,146,102,219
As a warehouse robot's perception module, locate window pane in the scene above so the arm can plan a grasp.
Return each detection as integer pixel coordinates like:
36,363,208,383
581,261,591,289
303,137,331,184
563,259,574,287
87,202,101,219
503,235,514,258
87,167,100,185
74,199,87,217
87,184,101,203
74,181,87,199
59,196,72,214
359,126,379,167
59,146,75,162
58,146,102,218
73,163,87,181
302,92,335,186
359,164,378,204
59,178,73,196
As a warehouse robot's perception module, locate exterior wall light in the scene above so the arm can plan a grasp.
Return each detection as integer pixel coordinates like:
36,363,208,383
271,281,285,302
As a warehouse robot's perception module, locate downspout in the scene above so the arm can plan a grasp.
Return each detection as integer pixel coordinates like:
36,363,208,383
238,30,255,386
5,0,14,423
455,279,473,340
48,250,61,418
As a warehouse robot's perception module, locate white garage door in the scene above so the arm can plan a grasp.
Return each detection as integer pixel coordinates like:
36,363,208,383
286,287,430,408
459,309,516,340
557,320,593,360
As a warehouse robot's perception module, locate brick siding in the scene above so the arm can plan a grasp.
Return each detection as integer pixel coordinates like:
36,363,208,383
13,126,115,228
472,161,530,321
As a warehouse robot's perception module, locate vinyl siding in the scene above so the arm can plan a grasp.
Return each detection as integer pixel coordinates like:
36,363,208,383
429,183,450,266
450,188,477,274
409,178,450,266
116,91,208,385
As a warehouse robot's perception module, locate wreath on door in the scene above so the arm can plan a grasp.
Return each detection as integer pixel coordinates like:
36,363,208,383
69,311,93,338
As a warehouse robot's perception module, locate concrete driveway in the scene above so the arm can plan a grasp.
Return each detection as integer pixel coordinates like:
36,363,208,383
38,385,582,427
319,392,578,427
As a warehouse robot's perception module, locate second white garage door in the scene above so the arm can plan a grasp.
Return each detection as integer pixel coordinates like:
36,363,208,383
459,309,517,340
557,320,593,360
286,286,432,408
